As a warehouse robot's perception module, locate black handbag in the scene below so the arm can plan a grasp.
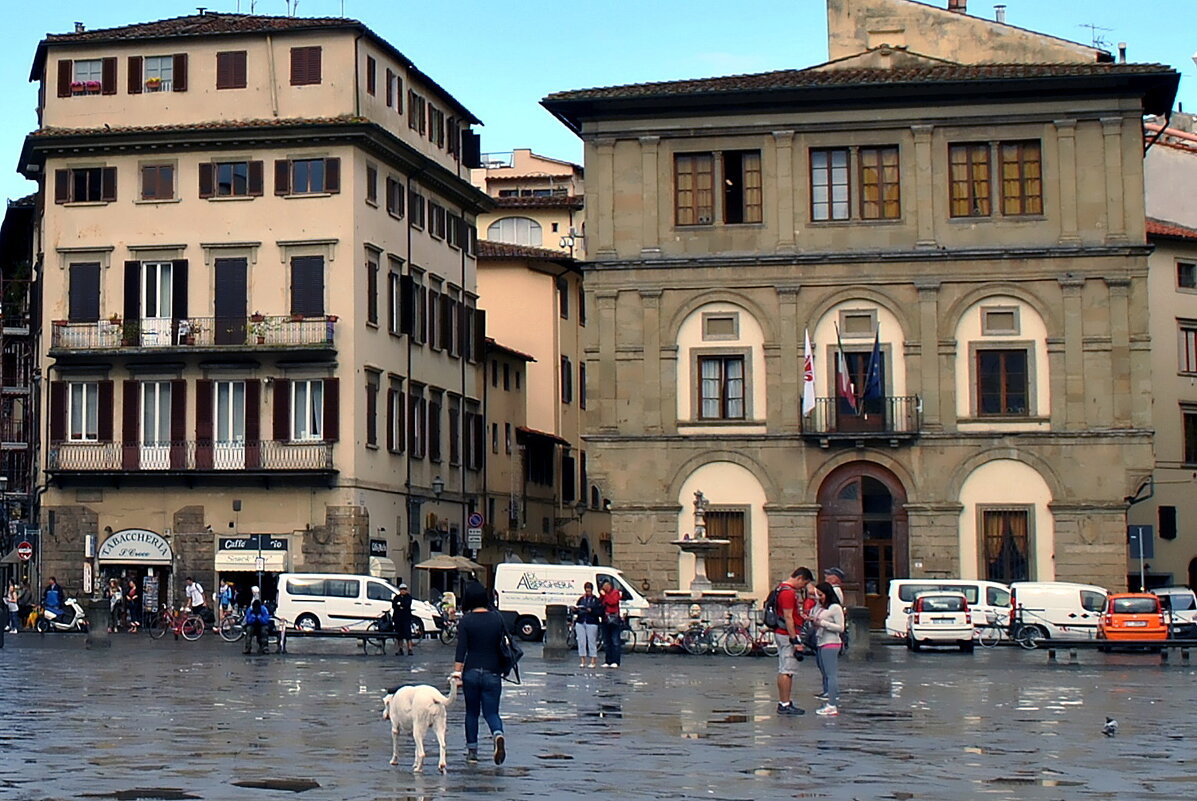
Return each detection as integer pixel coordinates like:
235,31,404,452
497,612,524,684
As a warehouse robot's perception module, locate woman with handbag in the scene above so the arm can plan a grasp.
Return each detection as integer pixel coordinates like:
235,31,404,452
452,581,508,765
809,581,845,717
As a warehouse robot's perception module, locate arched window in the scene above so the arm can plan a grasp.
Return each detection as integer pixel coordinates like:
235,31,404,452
487,217,542,246
590,485,601,509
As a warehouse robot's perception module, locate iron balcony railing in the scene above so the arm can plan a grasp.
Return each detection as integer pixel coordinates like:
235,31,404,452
802,396,922,437
50,315,336,351
47,439,334,472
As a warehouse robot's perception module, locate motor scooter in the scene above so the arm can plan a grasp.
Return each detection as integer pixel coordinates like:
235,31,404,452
36,598,90,633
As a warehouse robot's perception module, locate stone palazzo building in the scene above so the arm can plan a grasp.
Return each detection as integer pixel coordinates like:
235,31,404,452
542,0,1179,623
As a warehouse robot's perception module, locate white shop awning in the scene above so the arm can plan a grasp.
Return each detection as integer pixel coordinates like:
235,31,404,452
214,550,288,572
369,556,398,578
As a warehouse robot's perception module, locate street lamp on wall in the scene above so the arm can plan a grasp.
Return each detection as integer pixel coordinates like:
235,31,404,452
431,476,445,499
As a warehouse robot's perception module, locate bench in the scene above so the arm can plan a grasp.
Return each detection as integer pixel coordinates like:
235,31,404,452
1039,638,1197,664
275,625,410,655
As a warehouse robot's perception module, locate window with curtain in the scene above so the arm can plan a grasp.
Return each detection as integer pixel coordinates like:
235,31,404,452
705,509,747,586
999,140,1042,216
982,508,1029,583
68,382,99,441
810,148,850,221
976,349,1029,416
859,146,901,220
698,355,745,420
675,153,715,226
292,380,324,441
948,142,991,217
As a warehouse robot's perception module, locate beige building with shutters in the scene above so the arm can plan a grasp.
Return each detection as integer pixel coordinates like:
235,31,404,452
21,12,491,609
542,0,1179,622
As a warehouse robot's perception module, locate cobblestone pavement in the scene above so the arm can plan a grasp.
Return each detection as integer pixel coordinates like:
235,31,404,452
1,633,1195,801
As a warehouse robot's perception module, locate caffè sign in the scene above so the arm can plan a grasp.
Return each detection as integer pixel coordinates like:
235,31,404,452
97,529,173,564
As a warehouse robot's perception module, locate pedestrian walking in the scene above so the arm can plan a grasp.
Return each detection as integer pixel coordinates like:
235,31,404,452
183,577,209,621
243,598,273,654
218,581,235,621
772,567,814,716
391,583,415,656
573,582,602,668
453,580,508,765
4,581,19,633
105,578,124,632
810,581,845,717
125,578,142,631
599,579,623,669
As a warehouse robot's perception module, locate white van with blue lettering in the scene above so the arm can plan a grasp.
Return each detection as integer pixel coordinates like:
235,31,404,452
494,563,649,641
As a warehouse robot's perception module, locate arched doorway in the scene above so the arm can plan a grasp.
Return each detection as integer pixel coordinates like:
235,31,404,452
817,462,909,627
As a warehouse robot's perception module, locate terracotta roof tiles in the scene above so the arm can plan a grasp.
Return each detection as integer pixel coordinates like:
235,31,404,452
30,115,367,137
1147,218,1197,241
493,195,584,210
43,12,350,43
477,240,575,262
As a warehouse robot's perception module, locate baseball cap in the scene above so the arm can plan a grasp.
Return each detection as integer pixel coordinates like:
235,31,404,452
398,583,409,589
823,567,846,579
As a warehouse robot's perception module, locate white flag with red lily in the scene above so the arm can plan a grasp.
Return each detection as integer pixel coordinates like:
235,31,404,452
802,329,816,416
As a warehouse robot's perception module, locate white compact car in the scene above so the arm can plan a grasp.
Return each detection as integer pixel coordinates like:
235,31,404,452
906,591,974,653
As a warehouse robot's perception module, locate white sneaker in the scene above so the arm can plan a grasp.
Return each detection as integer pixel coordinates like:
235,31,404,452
608,663,619,669
602,663,613,668
815,704,838,717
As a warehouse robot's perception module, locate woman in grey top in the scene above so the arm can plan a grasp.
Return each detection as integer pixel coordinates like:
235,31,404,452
810,581,845,717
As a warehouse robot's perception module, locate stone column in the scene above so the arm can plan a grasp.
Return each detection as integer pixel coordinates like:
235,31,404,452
594,139,618,258
640,290,663,433
1105,277,1132,426
764,504,821,580
778,285,802,432
596,291,619,433
1054,119,1080,245
639,136,661,258
1048,503,1129,590
1101,118,1128,244
912,124,936,249
937,339,958,428
1046,336,1066,429
1059,276,1086,427
905,502,965,577
660,345,679,435
915,280,941,429
772,130,796,252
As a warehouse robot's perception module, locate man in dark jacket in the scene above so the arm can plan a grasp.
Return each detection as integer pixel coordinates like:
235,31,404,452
43,577,65,614
243,599,272,654
391,584,414,656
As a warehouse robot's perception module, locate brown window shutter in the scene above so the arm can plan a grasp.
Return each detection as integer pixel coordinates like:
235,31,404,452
244,379,261,468
323,377,339,441
248,160,264,196
121,380,139,468
275,159,290,195
457,302,469,359
170,379,187,469
123,260,141,326
97,380,115,442
324,157,340,193
272,379,290,441
440,295,453,352
396,76,403,113
198,162,214,198
385,68,393,106
171,259,188,321
472,414,484,470
366,56,376,95
101,57,117,95
101,167,117,202
400,275,415,335
216,52,231,89
57,60,72,98
290,48,304,85
54,169,69,203
386,389,395,451
128,56,143,94
196,379,213,469
473,308,486,362
309,47,322,84
49,382,66,441
172,53,188,92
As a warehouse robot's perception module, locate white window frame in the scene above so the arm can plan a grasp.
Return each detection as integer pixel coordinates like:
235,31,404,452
487,216,542,247
144,55,174,92
292,380,324,441
68,381,99,442
141,381,172,446
214,380,247,444
73,59,103,93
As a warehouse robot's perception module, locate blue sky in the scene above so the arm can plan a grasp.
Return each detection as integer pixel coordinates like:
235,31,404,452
2,0,1194,201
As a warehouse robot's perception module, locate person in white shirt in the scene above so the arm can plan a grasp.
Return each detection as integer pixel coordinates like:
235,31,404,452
183,577,208,617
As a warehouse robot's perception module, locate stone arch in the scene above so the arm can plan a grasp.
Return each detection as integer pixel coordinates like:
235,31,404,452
945,446,1065,502
803,449,919,505
939,282,1060,340
666,449,779,503
667,290,778,344
957,457,1055,582
802,285,915,339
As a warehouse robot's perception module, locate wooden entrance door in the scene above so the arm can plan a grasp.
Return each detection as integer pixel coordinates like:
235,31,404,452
817,463,908,628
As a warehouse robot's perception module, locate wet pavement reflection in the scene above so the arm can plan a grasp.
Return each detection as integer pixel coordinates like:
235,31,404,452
1,636,1195,800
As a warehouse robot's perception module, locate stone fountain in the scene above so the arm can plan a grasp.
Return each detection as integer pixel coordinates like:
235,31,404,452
667,490,734,598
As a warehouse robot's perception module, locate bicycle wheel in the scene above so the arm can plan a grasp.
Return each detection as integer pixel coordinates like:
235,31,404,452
181,616,204,641
681,629,708,655
977,626,1001,648
363,620,388,651
148,613,168,639
438,624,457,645
1013,624,1042,650
722,629,751,657
218,616,245,643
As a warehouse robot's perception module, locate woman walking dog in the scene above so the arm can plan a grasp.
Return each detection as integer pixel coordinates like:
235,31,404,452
452,581,508,765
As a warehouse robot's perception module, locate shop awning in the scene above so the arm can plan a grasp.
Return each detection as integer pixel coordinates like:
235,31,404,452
369,556,398,579
214,550,288,572
0,548,21,565
415,555,485,572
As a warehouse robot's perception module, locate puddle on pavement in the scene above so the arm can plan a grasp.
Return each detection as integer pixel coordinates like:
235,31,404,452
709,714,749,724
230,778,321,792
80,790,201,800
534,753,574,760
985,778,1084,788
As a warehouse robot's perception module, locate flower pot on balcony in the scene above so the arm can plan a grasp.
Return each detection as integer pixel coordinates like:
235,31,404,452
256,335,266,344
85,81,101,92
290,314,304,322
70,81,86,94
250,313,265,322
183,335,196,345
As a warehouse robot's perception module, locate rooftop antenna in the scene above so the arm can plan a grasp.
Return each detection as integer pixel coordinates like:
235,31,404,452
1078,23,1113,51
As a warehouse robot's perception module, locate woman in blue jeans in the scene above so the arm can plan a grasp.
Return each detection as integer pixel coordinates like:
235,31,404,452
453,581,507,765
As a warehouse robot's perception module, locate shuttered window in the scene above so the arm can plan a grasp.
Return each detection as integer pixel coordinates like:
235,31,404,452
275,158,340,195
216,50,247,89
140,164,174,200
366,56,376,95
859,146,901,220
200,161,263,198
289,256,325,317
290,46,322,85
675,153,714,226
949,143,992,217
55,167,116,204
999,140,1043,216
705,510,747,587
68,262,101,322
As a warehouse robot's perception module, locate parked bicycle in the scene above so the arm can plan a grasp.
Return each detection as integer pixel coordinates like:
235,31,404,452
625,619,683,653
218,608,246,642
974,610,1005,648
146,605,204,641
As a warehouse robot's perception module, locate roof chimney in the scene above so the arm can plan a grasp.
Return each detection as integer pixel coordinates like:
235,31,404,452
947,0,967,13
74,22,85,33
1118,42,1127,63
994,4,1006,23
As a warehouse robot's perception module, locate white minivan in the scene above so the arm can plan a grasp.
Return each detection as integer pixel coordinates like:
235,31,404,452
274,573,441,637
494,563,650,641
1008,581,1108,641
885,579,1012,638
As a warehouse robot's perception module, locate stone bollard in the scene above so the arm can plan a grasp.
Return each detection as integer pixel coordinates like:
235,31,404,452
84,597,111,649
844,606,872,662
542,604,571,660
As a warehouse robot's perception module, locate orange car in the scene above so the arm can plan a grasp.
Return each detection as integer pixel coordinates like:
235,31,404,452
1097,593,1168,644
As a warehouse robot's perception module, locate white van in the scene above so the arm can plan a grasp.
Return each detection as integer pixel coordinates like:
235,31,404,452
885,579,1011,638
1008,581,1108,640
494,563,650,641
274,573,440,637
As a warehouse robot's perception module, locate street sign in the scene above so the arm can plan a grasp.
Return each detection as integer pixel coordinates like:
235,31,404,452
1127,525,1154,559
15,541,33,561
82,561,93,595
468,512,485,528
467,527,483,550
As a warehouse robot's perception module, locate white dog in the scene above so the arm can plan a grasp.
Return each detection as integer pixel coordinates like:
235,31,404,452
382,674,460,773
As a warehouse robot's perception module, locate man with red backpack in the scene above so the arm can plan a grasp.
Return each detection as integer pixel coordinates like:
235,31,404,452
768,567,814,716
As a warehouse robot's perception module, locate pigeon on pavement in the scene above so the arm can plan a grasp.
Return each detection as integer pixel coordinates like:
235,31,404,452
1102,717,1118,737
